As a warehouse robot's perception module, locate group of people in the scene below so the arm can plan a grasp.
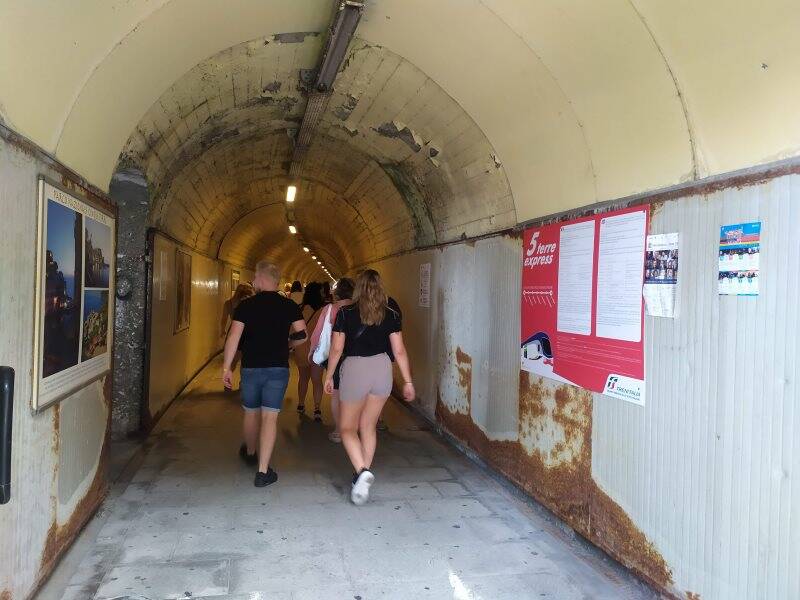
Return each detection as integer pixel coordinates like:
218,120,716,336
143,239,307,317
221,261,414,505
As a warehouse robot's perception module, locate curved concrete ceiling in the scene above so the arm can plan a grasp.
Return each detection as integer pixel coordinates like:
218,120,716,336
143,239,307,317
117,35,513,276
1,0,799,251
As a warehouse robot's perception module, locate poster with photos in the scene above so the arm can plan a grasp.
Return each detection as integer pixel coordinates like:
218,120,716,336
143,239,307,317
175,249,192,332
719,222,760,296
643,233,679,318
34,178,115,410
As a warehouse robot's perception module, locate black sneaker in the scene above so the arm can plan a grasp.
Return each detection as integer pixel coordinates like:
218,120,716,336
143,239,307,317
296,404,305,414
239,443,257,466
313,409,322,422
254,468,278,488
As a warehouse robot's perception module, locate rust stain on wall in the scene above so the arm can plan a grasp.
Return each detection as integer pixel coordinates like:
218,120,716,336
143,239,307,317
436,371,676,597
37,382,111,595
455,347,472,404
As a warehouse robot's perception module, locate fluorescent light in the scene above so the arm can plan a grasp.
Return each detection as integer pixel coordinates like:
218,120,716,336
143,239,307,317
311,255,316,259
303,247,309,252
286,185,297,203
289,225,297,234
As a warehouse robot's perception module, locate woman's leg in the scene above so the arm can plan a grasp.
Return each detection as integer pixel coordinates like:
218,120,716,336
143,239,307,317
331,391,340,432
359,394,389,469
310,363,324,412
339,398,367,472
296,364,310,409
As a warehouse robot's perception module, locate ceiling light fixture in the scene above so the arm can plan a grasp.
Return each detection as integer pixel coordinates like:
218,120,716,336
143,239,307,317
286,185,297,203
289,225,297,234
303,247,309,252
315,1,365,93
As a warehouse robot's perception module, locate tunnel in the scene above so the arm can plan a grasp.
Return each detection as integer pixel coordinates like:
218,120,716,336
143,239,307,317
1,2,800,599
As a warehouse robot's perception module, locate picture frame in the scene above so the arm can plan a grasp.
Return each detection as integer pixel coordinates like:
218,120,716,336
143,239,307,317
32,177,115,411
174,249,192,333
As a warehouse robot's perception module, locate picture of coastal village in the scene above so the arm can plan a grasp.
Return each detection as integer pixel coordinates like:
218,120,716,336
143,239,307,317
82,290,109,361
85,216,111,288
43,200,82,377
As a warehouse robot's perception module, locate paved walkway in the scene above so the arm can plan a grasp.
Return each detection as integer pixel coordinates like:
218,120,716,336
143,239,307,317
46,357,658,600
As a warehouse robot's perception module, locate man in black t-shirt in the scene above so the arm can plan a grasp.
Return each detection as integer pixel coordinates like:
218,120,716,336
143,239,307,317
223,261,306,487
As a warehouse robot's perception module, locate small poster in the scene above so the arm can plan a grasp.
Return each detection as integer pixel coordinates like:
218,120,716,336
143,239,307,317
418,263,431,308
231,270,240,298
34,179,115,410
643,233,679,318
719,222,760,296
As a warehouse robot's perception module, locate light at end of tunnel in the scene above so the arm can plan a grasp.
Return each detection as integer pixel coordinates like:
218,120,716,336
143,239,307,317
289,225,297,234
286,185,297,203
303,247,309,252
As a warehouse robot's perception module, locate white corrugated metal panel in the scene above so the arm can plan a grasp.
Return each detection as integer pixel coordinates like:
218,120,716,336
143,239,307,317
471,237,521,439
592,174,800,599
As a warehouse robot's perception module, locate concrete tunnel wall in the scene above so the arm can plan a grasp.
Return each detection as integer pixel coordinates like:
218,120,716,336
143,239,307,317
0,132,111,600
374,169,800,600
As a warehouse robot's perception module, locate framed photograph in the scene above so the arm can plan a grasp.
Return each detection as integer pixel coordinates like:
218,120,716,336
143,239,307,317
174,249,192,333
33,178,115,411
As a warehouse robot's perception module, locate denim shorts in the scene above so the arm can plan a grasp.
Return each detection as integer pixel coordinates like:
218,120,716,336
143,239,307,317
240,367,290,412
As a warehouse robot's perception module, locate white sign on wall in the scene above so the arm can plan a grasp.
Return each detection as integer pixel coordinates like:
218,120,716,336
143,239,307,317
418,263,431,308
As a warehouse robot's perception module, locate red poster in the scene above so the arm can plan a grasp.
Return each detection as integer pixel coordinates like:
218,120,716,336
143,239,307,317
521,206,648,405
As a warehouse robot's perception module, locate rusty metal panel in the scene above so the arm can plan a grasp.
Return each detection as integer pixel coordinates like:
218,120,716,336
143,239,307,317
592,174,800,599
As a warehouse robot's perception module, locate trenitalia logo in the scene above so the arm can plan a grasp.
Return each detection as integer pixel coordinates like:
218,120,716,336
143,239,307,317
524,232,557,268
603,374,644,405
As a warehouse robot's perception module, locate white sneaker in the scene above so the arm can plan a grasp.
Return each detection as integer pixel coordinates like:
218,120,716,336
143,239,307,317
350,469,375,505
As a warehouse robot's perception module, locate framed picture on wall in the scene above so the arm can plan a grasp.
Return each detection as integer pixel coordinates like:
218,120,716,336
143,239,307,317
174,249,192,333
32,177,115,411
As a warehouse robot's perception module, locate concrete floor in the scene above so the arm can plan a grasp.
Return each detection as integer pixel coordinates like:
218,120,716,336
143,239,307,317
40,357,660,600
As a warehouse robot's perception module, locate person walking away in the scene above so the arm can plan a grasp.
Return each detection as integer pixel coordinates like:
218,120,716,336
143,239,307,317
289,281,303,304
223,261,306,487
324,269,415,505
220,283,254,391
294,282,326,418
322,281,333,304
308,277,355,442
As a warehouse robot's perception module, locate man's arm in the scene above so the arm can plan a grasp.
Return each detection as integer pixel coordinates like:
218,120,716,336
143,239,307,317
289,319,307,348
222,321,244,388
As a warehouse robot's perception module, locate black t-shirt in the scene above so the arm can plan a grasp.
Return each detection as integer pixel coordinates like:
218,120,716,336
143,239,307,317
233,291,303,368
333,303,402,358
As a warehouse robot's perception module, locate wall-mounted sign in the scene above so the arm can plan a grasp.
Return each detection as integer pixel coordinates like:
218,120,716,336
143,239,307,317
521,206,648,405
644,233,679,318
719,222,760,296
231,269,241,298
33,179,115,410
418,262,431,308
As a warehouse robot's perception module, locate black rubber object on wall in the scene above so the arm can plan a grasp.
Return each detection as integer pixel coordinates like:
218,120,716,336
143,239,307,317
0,366,13,505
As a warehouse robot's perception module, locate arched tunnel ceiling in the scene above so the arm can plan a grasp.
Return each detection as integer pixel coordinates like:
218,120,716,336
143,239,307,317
1,0,799,234
118,35,514,277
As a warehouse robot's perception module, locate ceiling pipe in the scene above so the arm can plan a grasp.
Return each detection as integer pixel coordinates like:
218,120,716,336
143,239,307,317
284,0,364,282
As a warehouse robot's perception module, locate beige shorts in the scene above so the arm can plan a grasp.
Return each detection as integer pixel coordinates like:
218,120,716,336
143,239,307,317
339,354,393,402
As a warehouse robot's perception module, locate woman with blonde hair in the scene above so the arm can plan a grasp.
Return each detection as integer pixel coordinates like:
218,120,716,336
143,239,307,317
325,269,414,505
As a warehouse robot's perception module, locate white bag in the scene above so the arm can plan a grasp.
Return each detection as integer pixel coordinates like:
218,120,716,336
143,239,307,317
312,304,333,365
